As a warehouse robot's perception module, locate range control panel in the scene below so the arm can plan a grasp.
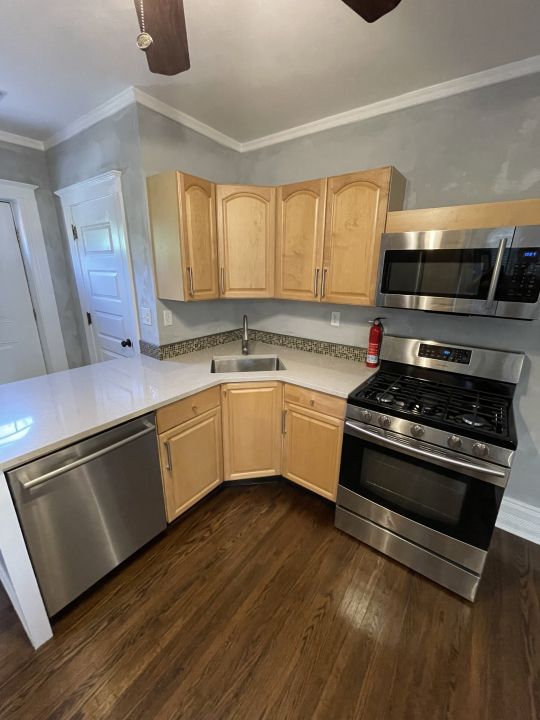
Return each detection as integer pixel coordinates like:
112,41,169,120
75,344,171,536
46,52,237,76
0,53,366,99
418,343,472,365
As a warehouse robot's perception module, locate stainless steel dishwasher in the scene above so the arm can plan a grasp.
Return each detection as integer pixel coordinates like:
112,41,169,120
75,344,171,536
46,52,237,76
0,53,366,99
7,413,167,616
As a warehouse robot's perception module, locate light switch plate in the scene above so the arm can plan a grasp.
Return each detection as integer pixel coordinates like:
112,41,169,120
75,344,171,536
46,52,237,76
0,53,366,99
163,309,173,327
140,306,152,326
331,312,341,327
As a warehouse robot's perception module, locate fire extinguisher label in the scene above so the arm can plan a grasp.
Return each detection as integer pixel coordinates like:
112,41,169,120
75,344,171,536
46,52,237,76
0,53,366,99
366,353,378,365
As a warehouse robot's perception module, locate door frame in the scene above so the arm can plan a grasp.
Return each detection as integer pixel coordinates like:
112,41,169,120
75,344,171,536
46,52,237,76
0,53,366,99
0,179,68,374
55,171,140,363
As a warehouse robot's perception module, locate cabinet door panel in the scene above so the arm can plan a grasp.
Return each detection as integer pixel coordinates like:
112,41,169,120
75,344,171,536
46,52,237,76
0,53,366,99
276,179,326,301
217,185,275,297
159,407,223,522
181,174,219,300
221,382,282,479
283,403,343,501
323,168,392,306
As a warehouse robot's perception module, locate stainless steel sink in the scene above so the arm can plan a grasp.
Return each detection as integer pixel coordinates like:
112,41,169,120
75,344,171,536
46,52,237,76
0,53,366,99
211,355,286,373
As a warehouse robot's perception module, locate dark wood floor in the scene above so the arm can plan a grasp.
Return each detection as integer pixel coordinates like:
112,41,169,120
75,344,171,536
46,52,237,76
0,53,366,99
1,482,539,720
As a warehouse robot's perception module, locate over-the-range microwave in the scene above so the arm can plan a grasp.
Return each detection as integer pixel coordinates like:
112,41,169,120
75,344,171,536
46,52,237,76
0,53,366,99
376,225,540,319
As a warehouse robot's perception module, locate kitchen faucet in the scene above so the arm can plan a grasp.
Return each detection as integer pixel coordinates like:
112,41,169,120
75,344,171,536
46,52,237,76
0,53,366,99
242,315,249,355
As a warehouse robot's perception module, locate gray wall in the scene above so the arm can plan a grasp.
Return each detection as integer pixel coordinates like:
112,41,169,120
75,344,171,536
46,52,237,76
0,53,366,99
46,105,160,346
0,140,84,367
137,105,249,343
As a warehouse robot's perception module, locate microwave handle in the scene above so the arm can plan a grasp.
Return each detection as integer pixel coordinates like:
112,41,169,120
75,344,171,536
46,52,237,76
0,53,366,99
486,237,508,309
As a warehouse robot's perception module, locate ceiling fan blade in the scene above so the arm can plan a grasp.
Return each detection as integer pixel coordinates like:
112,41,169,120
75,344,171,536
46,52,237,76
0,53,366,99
134,0,190,76
340,0,403,23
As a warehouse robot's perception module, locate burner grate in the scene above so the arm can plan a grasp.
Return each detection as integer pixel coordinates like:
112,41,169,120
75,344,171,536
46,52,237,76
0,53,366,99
354,371,510,439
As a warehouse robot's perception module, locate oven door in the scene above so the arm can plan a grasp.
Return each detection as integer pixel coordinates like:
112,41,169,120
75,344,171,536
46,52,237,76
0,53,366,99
338,420,507,575
376,227,514,315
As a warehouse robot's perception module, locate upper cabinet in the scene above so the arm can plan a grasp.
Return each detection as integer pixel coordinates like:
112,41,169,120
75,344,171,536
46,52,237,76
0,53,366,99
322,167,406,305
275,179,327,301
216,185,276,298
147,171,219,301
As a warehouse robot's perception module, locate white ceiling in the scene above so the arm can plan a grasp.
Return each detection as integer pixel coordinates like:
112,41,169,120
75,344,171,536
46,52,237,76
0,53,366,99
1,0,540,145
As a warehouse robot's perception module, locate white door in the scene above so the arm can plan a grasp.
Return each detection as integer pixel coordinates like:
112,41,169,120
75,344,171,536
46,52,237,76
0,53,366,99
60,175,139,364
0,202,46,383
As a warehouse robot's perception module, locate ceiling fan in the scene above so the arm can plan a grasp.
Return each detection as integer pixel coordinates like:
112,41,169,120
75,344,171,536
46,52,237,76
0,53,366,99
133,0,403,76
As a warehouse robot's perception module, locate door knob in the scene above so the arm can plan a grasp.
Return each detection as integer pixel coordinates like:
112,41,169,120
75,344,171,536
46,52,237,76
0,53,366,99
121,338,132,348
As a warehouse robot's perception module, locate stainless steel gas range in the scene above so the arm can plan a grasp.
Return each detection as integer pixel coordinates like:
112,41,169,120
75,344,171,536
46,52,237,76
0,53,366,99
335,336,524,601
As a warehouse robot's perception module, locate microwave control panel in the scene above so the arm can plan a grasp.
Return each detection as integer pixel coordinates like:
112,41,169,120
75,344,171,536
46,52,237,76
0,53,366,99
418,344,472,365
498,247,540,302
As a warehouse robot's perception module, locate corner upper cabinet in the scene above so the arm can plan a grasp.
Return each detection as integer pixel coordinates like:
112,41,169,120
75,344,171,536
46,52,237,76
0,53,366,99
216,185,276,298
321,167,406,305
147,171,219,301
275,179,327,301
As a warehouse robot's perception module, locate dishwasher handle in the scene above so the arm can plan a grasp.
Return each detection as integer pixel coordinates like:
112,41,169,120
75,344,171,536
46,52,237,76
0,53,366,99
19,423,156,490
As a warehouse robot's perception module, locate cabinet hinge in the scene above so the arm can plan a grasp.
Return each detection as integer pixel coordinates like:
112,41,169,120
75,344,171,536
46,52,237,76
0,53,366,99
86,311,92,326
71,224,78,240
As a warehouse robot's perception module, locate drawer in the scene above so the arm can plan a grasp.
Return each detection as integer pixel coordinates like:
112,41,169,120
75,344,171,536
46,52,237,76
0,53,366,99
157,386,220,434
284,384,346,419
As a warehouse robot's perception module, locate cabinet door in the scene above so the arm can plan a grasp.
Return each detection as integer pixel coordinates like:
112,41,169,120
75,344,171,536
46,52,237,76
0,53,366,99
180,173,219,300
159,407,223,522
217,185,276,298
282,403,343,501
275,179,326,301
322,167,394,306
221,382,282,480
147,171,218,301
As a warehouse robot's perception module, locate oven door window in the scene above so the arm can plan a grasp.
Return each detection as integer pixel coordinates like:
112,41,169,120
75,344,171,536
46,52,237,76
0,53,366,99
339,435,502,550
381,248,497,298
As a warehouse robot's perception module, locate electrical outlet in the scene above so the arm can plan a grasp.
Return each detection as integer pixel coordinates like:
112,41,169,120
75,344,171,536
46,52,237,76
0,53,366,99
331,312,341,327
140,306,152,326
163,309,173,327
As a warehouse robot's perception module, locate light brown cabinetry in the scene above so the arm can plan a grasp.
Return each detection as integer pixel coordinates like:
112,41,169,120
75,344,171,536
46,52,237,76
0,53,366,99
147,172,219,301
216,185,276,298
282,384,346,501
157,389,222,521
221,381,282,480
322,167,406,305
275,179,327,301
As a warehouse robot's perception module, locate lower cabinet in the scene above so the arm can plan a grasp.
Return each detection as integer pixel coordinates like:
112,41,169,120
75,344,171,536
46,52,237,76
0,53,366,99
158,405,223,522
221,381,282,480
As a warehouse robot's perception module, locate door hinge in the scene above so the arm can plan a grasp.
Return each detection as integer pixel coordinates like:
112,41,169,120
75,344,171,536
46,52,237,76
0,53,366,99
86,311,92,325
71,224,78,240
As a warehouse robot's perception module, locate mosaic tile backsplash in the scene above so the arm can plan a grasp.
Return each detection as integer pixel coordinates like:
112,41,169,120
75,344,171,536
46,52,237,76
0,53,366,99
140,328,367,363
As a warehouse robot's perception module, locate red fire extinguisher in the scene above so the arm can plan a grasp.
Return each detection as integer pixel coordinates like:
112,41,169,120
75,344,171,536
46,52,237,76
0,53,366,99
366,318,385,368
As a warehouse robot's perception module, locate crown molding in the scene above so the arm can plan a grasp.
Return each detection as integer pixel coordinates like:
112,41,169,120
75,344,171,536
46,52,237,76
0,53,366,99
43,87,137,150
34,52,540,155
0,129,44,151
241,54,540,152
132,88,242,152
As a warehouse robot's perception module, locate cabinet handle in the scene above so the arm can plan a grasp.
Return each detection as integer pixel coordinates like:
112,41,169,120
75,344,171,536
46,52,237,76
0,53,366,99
321,268,328,299
164,441,173,471
188,266,195,297
220,267,225,295
282,409,288,434
313,268,320,297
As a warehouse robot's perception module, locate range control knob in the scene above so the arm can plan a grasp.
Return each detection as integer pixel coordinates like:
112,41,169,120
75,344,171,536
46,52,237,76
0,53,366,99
360,409,373,423
473,442,489,458
379,415,392,429
411,424,425,438
447,435,462,450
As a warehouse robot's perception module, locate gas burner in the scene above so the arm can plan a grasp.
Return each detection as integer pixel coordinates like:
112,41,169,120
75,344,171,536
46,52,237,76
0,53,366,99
394,399,406,409
376,392,395,404
420,394,441,415
390,384,401,392
460,414,490,429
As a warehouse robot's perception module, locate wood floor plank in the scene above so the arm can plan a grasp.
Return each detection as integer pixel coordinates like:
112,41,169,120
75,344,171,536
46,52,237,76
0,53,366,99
0,482,538,720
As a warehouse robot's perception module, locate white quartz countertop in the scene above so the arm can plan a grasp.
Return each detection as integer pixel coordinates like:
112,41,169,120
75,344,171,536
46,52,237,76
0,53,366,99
0,341,375,472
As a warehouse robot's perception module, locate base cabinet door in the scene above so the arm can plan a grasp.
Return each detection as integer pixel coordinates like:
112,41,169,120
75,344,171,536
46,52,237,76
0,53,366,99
159,406,223,522
282,403,344,501
221,382,282,480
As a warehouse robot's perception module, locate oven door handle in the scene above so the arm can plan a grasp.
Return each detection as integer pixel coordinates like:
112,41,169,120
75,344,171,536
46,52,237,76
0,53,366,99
344,421,507,487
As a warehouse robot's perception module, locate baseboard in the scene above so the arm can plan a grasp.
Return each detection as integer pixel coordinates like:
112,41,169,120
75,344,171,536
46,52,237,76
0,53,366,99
496,497,540,546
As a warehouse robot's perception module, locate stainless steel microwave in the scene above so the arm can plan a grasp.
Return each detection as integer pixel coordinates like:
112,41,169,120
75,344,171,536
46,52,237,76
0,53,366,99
376,225,540,319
